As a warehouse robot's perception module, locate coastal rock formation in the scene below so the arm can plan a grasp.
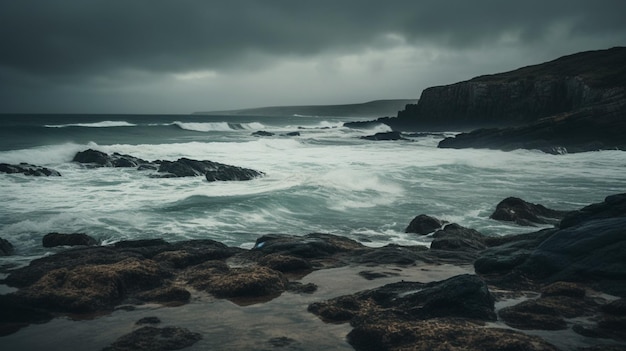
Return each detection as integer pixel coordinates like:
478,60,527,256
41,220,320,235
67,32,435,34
430,223,486,252
405,214,446,234
251,130,275,137
560,193,626,229
42,232,99,248
0,163,61,176
0,237,13,256
360,131,406,141
490,197,569,226
103,326,202,351
71,149,264,181
73,149,151,168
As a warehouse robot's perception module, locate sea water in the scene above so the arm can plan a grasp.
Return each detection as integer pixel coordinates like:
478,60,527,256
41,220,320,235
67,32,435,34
1,114,626,265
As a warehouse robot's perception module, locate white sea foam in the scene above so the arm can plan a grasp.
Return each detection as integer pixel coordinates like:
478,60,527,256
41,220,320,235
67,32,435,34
172,121,267,132
45,121,137,128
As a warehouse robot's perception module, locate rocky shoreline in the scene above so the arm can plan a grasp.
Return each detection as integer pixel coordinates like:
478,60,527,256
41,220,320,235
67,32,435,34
1,194,625,350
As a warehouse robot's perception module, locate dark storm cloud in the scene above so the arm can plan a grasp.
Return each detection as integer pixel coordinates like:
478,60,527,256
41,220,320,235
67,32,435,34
1,0,625,79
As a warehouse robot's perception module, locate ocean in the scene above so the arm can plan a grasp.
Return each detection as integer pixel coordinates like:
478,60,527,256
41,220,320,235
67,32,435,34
1,113,626,266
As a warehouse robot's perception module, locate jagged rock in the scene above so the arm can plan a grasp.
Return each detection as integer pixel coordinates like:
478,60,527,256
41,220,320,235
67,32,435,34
490,197,569,226
102,326,202,351
42,232,98,248
17,258,165,313
0,237,14,256
252,233,364,258
309,274,496,323
430,223,486,252
73,149,150,168
360,131,406,141
205,165,264,182
405,214,446,234
258,253,312,272
0,163,61,176
347,318,560,351
251,130,275,137
155,157,264,181
353,244,428,265
186,262,287,299
560,193,626,229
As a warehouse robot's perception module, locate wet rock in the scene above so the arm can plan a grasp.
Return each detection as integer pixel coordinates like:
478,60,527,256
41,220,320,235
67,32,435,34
205,165,264,182
0,237,14,256
287,282,317,294
490,197,569,226
252,233,364,259
251,130,275,137
135,286,191,305
258,253,312,272
281,131,300,137
16,258,165,313
135,316,161,325
404,214,446,234
309,274,496,323
353,244,428,265
155,157,264,181
102,326,202,351
347,318,560,351
560,193,626,229
430,223,487,252
360,131,406,141
0,163,62,176
73,149,150,168
186,262,287,299
42,232,99,248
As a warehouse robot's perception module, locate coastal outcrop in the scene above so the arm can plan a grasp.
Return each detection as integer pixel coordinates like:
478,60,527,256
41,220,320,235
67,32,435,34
72,149,264,181
0,163,61,176
42,232,99,248
490,197,569,226
0,237,13,256
2,194,626,349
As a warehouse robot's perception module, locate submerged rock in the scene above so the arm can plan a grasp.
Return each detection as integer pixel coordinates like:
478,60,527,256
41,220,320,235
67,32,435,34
251,130,275,137
0,163,61,176
42,232,99,248
103,326,202,351
490,197,569,226
360,131,406,141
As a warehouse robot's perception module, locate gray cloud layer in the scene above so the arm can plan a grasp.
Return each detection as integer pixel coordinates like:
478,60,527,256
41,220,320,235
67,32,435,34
1,0,625,113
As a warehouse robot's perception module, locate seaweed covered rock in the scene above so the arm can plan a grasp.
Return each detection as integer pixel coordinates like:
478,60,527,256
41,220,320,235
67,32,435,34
103,326,202,351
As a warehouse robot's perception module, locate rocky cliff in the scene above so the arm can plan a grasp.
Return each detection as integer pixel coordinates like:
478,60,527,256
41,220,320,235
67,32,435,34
388,47,626,132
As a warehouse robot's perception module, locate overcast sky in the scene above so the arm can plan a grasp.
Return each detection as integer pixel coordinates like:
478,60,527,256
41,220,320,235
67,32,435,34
1,1,625,114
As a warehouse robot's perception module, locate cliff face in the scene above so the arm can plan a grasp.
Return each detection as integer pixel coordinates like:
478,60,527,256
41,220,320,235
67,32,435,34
392,47,626,131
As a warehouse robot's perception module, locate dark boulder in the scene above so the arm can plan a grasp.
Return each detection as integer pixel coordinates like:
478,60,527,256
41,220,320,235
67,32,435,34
72,149,150,168
42,232,98,248
0,237,14,256
205,165,264,182
405,214,445,234
251,130,275,137
490,197,569,226
430,223,487,252
353,244,428,265
560,193,626,229
281,131,300,137
102,326,202,351
155,157,264,180
252,233,364,259
360,131,406,141
258,253,312,272
309,274,496,323
0,163,61,176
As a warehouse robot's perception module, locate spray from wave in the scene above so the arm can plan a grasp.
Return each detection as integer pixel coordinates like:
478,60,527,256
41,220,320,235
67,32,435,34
45,121,137,128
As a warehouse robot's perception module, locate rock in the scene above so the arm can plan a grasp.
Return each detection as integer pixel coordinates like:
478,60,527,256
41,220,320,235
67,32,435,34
0,237,14,256
42,232,98,248
205,165,264,182
309,274,496,323
430,223,487,252
258,253,312,272
280,131,300,137
251,130,275,137
490,197,569,226
155,157,264,180
360,131,406,141
252,233,364,259
135,316,161,325
560,193,626,229
353,244,428,265
404,214,446,234
73,149,151,168
0,294,54,336
0,163,61,176
102,326,202,351
135,286,191,305
347,318,560,351
17,258,165,313
186,263,287,299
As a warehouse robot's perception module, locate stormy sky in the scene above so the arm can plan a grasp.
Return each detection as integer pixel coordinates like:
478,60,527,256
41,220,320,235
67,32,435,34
1,1,625,114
